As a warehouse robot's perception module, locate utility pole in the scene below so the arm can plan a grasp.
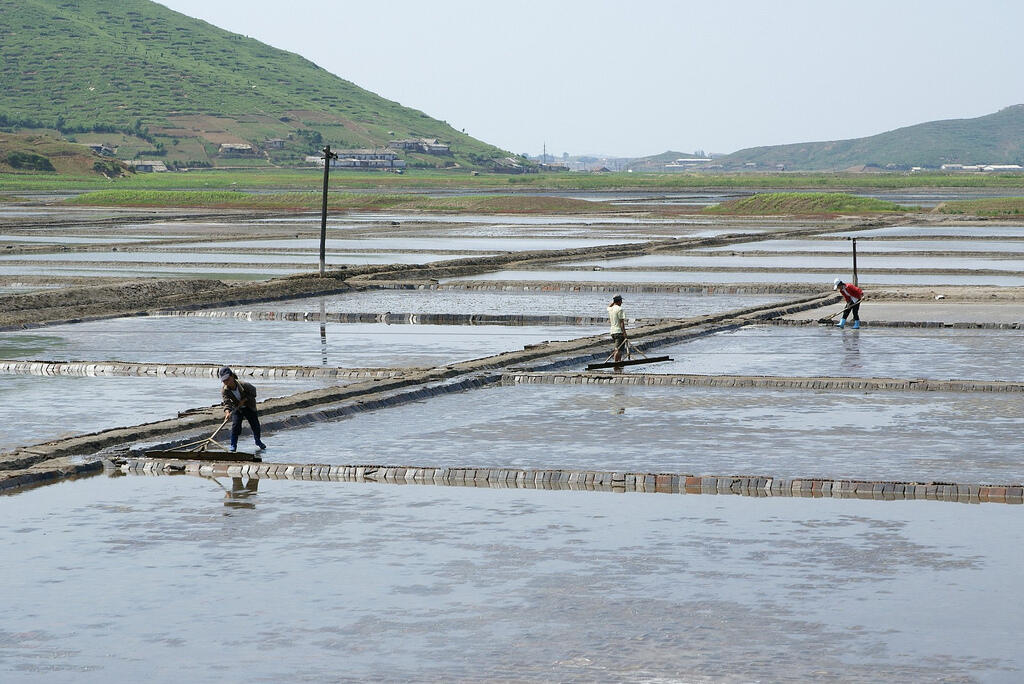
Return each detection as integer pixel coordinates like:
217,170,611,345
851,237,859,286
319,145,338,276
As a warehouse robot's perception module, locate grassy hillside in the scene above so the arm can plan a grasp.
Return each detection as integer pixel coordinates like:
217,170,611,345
718,106,1024,171
0,0,511,169
0,132,126,176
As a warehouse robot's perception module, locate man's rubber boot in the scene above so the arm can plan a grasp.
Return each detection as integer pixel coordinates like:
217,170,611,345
229,444,237,453
837,319,845,328
255,440,267,451
852,321,860,329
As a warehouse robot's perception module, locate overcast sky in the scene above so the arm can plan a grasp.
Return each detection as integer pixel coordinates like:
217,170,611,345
158,0,1023,157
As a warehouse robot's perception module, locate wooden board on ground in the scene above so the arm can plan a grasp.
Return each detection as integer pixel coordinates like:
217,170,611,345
144,450,261,462
586,355,672,370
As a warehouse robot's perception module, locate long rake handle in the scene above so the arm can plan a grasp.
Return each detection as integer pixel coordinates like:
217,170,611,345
173,416,230,451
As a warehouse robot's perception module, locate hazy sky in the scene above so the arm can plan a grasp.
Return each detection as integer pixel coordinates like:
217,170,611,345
158,0,1023,157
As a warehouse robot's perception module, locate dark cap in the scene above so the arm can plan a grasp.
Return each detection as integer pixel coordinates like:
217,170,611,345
218,366,234,381
612,294,623,303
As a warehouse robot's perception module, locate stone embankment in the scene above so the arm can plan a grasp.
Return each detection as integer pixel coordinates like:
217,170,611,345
108,458,1024,505
507,372,1024,393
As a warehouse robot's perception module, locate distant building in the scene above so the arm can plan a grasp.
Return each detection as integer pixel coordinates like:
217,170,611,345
664,157,713,169
491,157,527,174
304,149,406,170
219,143,254,156
388,138,451,155
126,160,168,173
941,163,1023,172
263,138,286,149
87,143,116,156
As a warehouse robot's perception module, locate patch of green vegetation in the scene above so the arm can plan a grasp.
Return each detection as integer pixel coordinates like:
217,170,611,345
65,189,619,214
704,192,908,215
5,151,55,172
5,169,1024,195
936,198,1024,216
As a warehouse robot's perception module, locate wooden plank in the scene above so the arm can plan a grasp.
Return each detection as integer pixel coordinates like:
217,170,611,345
144,450,261,462
586,356,672,370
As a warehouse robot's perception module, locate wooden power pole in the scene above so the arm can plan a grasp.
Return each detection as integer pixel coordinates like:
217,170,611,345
319,145,338,276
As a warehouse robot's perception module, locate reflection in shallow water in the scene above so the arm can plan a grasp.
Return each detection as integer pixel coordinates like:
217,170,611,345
1,475,1020,681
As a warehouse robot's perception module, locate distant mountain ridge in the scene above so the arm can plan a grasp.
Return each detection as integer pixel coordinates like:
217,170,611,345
717,105,1024,171
0,0,509,169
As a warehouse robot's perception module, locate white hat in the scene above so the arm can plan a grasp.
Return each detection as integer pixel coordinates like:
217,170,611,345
833,278,842,290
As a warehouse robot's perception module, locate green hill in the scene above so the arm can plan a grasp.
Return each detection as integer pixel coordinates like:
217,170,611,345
717,105,1024,171
0,0,512,170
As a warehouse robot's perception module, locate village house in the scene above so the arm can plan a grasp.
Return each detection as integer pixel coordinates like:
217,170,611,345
86,143,116,156
126,160,168,173
263,138,286,149
218,143,254,156
388,138,451,155
304,149,406,170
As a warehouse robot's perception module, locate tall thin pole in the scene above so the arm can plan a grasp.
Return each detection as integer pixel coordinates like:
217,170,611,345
851,237,859,286
319,145,337,276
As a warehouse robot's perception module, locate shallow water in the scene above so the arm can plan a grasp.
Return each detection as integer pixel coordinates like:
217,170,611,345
254,383,1022,484
0,374,332,452
1,475,1021,682
650,325,1024,382
566,253,1024,271
698,238,1024,253
833,224,1024,239
0,251,478,265
215,290,786,319
155,236,640,252
0,235,176,244
442,269,1024,286
0,317,597,368
0,265,298,280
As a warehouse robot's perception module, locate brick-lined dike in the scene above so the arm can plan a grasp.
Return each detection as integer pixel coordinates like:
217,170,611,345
108,458,1024,505
507,372,1024,393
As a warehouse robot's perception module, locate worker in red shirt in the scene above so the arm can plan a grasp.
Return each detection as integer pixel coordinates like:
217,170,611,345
833,278,864,329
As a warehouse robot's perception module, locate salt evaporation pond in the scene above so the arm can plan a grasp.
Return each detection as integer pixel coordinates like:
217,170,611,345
0,265,295,280
251,382,1022,484
156,236,640,252
645,325,1024,382
0,374,333,452
698,238,1024,253
0,250,478,266
833,224,1024,239
215,289,787,319
565,253,1024,271
0,235,178,244
2,475,1020,681
0,318,599,368
441,270,1024,286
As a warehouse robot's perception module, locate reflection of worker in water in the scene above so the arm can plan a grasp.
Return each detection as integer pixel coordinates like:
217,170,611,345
833,278,864,329
220,366,267,453
224,477,259,509
608,294,627,363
